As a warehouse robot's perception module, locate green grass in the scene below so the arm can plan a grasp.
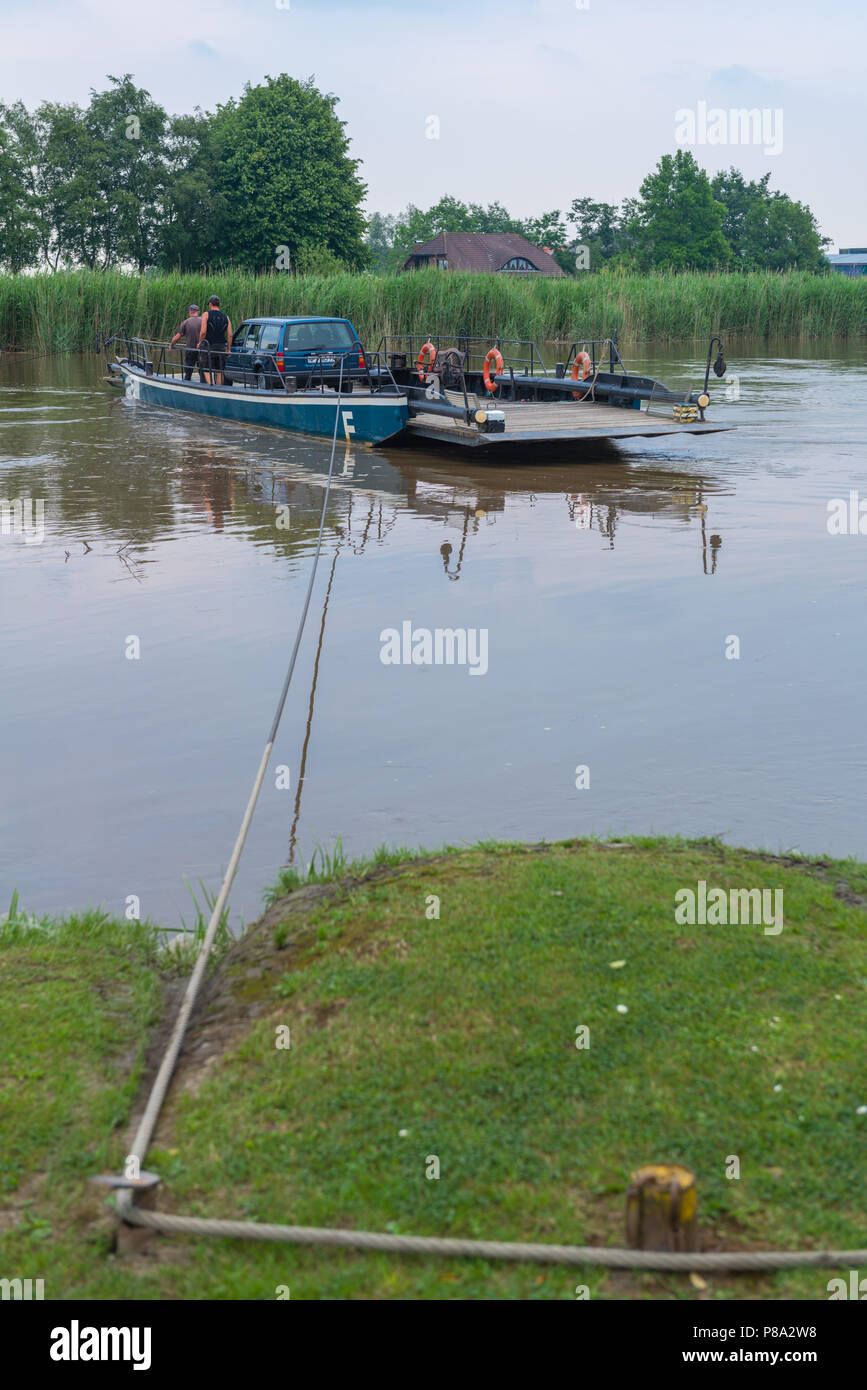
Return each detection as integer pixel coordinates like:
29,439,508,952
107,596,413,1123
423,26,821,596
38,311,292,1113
263,836,445,907
0,902,163,1268
1,267,864,354
1,837,865,1300
174,877,235,960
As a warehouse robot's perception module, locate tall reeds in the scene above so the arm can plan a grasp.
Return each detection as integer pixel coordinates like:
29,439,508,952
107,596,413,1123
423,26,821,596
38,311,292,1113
0,266,863,353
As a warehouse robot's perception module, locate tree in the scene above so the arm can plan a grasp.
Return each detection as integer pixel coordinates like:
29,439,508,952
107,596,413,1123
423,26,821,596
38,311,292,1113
158,111,229,271
755,196,829,272
84,75,171,272
520,210,567,248
204,75,368,272
33,100,104,269
633,150,729,269
0,104,39,271
16,79,170,272
364,211,396,273
520,209,571,270
468,200,519,234
710,168,765,266
711,167,828,270
567,198,623,269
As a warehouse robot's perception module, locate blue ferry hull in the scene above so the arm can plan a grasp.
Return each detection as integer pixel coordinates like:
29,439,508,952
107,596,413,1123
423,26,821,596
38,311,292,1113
118,363,408,445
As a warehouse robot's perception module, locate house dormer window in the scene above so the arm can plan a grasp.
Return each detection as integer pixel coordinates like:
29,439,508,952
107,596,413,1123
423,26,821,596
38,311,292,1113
501,256,539,272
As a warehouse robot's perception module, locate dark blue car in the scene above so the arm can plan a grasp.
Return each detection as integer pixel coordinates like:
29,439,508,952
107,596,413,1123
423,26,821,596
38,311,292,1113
224,316,365,391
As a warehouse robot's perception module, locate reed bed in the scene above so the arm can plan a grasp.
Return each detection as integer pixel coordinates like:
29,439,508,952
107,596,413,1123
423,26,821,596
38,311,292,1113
0,267,864,354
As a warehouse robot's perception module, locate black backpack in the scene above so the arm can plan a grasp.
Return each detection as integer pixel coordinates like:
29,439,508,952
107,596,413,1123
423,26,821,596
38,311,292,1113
205,309,229,344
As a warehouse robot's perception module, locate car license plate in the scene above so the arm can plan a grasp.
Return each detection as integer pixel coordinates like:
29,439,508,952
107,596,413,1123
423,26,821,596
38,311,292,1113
307,354,336,366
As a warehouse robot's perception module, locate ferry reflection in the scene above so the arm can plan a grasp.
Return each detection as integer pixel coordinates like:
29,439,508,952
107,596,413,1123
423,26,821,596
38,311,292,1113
398,457,728,578
173,435,728,579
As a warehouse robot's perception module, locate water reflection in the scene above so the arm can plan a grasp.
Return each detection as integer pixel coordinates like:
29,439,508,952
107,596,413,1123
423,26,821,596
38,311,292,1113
394,459,728,577
164,432,731,584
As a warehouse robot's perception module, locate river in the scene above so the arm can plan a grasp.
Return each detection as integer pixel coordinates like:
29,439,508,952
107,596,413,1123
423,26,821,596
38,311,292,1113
1,341,865,929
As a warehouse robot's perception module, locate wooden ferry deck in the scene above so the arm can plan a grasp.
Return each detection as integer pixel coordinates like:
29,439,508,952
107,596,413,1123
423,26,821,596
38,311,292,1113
403,399,730,448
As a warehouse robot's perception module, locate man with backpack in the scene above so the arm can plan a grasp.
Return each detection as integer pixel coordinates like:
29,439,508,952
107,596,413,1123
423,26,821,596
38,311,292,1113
198,296,233,385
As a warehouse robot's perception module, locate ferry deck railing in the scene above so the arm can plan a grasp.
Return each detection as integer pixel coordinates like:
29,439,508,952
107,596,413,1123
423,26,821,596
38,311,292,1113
377,331,710,415
104,334,404,397
376,332,630,382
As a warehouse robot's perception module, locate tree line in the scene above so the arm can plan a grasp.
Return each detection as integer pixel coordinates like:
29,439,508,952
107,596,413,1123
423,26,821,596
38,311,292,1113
369,152,829,274
0,73,830,277
0,74,368,275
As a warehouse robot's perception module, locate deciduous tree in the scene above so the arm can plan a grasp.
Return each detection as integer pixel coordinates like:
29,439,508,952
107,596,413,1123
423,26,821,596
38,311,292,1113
204,75,368,272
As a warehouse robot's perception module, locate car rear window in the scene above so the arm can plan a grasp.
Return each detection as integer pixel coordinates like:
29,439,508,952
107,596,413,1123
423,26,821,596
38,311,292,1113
283,321,356,351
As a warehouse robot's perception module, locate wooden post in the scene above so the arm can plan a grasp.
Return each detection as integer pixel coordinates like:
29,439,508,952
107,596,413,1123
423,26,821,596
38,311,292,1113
626,1163,697,1252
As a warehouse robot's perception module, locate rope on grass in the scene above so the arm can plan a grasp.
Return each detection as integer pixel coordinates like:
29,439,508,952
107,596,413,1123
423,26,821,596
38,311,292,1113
118,1208,867,1271
115,358,347,1226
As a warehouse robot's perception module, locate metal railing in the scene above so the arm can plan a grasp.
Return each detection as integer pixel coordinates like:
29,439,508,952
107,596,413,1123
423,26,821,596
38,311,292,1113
377,332,550,380
106,334,288,391
104,334,404,398
563,335,629,378
376,331,630,381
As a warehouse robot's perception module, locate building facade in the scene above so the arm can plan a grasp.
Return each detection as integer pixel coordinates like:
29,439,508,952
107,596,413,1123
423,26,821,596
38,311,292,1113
825,248,867,277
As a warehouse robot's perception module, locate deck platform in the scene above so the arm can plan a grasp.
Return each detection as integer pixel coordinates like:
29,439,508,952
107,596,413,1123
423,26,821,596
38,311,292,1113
403,399,729,448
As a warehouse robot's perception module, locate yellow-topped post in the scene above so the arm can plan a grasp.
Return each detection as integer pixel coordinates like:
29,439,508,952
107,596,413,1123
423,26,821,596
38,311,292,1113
626,1163,698,1252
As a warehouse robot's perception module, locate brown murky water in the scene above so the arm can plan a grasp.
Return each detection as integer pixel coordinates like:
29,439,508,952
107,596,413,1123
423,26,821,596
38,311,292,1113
1,342,865,928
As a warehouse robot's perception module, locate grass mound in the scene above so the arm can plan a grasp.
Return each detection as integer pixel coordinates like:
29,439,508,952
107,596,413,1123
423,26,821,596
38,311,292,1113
2,838,864,1300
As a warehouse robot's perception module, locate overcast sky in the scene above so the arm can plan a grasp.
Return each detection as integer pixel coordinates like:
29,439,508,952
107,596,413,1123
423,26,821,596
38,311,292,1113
1,0,863,246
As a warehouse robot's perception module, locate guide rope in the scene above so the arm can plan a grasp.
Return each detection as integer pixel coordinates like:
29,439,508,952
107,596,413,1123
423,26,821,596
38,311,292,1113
113,358,864,1272
118,1207,867,1270
115,358,347,1227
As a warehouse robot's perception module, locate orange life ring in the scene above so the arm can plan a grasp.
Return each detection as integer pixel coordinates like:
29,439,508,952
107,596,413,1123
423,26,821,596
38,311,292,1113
417,341,437,380
483,347,504,393
571,350,592,398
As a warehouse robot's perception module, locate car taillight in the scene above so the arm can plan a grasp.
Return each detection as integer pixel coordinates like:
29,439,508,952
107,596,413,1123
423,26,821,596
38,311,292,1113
276,352,284,372
358,354,365,369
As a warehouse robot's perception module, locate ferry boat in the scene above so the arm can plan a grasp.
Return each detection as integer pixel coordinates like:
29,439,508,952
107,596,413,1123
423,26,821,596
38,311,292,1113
105,319,408,446
103,320,731,452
